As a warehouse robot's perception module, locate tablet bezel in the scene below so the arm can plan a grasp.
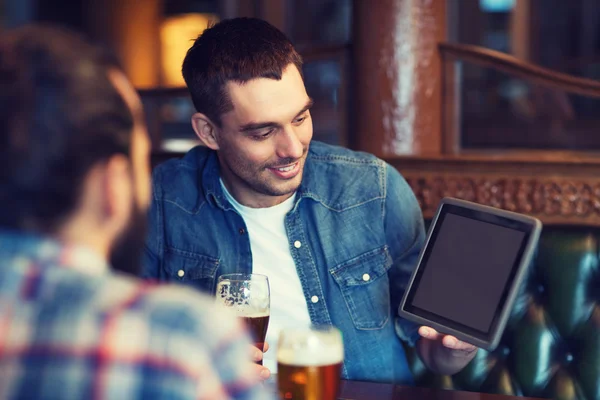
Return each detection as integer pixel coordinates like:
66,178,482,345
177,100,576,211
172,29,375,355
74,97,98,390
398,197,542,350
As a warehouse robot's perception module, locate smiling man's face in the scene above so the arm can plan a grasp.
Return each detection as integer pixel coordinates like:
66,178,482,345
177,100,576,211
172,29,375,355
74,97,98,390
213,64,313,208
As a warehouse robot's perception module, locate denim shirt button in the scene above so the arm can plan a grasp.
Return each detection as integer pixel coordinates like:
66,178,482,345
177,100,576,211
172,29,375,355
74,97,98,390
177,269,185,278
311,295,319,303
362,273,370,282
294,240,302,249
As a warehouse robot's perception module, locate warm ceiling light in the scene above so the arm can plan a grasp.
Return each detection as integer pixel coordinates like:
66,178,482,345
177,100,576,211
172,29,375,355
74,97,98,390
160,13,218,87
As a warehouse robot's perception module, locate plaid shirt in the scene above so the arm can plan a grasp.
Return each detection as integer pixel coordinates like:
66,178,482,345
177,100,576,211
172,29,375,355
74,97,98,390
0,230,273,400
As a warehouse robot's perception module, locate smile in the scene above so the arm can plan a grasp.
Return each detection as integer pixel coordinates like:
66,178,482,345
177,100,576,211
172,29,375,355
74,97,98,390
276,164,296,172
268,162,301,179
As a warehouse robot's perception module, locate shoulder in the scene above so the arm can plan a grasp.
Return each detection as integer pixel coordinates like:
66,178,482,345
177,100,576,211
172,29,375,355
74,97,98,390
103,273,244,347
302,142,402,210
144,280,240,334
95,273,251,392
151,145,213,214
152,145,210,190
308,141,383,166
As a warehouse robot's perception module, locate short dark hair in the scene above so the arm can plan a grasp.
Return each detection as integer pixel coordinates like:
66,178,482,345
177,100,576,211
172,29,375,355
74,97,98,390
181,17,303,126
0,25,134,233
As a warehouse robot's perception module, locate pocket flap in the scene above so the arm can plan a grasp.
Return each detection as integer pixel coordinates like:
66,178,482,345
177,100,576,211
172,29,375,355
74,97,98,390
165,248,220,282
330,246,393,287
328,246,393,330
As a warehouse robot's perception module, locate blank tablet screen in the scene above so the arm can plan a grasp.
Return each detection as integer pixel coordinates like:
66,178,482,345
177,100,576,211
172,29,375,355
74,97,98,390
403,204,532,338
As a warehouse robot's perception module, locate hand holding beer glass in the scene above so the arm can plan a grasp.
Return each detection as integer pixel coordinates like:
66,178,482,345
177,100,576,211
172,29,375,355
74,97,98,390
277,325,344,400
216,273,270,365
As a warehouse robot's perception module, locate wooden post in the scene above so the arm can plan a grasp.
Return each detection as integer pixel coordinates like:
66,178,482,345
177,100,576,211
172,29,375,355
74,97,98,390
352,0,446,157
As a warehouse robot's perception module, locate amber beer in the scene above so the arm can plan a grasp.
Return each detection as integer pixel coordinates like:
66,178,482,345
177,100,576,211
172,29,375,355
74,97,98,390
277,326,344,400
240,313,270,364
277,360,342,400
216,273,270,364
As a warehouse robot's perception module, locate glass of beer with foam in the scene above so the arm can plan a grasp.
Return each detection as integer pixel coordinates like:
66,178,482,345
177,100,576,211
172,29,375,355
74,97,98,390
277,325,344,400
216,273,270,364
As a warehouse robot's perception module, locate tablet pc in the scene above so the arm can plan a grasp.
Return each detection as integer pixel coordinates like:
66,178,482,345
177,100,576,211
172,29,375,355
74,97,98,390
398,197,542,350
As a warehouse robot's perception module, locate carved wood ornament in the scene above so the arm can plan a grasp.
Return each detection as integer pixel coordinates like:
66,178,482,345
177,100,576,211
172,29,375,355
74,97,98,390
388,157,600,226
406,176,600,220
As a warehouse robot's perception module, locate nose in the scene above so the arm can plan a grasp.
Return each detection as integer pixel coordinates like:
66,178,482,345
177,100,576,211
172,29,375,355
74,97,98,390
276,126,304,160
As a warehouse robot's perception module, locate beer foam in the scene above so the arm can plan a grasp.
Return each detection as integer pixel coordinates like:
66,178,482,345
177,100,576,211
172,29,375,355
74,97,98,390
277,342,344,367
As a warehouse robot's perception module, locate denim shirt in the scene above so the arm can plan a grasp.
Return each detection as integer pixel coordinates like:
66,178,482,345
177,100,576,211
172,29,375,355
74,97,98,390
142,141,426,384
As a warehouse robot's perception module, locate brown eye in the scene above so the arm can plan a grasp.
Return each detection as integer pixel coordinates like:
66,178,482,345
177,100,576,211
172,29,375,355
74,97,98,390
294,115,307,125
252,129,274,140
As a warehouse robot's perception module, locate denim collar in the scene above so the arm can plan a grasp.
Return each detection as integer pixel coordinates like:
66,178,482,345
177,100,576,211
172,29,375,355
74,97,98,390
199,148,318,213
186,142,382,214
201,150,232,211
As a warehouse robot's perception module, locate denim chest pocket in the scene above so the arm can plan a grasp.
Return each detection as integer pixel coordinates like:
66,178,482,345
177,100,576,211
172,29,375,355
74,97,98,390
164,249,220,294
329,247,393,330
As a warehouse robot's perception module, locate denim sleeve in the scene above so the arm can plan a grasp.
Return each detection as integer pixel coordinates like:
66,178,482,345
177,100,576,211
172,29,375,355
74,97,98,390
383,163,425,347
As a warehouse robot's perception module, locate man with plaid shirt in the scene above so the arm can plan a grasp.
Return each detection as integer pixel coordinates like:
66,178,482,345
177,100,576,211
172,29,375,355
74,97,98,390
0,25,272,399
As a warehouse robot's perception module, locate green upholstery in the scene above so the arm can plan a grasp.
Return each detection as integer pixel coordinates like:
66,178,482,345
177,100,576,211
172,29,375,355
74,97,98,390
404,227,600,400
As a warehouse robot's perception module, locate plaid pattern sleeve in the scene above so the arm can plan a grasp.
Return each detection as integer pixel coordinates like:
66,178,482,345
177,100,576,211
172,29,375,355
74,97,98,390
0,233,274,400
135,284,274,400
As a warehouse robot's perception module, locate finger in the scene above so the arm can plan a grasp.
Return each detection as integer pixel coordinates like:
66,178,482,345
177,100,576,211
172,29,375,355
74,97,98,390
249,345,263,362
252,363,271,381
418,326,443,341
442,335,477,351
263,341,269,353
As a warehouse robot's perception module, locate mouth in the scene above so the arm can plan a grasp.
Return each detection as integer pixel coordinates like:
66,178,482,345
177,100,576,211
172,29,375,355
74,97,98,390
275,164,296,172
267,161,301,179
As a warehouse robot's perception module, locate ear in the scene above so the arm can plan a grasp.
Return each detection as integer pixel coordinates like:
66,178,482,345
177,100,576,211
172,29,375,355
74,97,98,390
192,113,220,150
102,154,133,233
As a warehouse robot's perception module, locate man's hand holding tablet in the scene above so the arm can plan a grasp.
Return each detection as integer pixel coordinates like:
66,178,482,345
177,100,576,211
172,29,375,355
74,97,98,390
399,198,542,374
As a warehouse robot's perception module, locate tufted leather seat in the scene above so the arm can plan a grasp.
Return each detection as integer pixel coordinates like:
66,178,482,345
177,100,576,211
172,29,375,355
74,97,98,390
404,227,600,400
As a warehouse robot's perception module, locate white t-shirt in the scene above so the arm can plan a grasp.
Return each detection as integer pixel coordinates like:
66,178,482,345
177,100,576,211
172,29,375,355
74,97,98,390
220,180,312,373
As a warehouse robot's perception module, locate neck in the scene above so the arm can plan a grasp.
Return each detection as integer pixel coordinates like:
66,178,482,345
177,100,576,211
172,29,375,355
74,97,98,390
220,176,295,208
56,218,110,261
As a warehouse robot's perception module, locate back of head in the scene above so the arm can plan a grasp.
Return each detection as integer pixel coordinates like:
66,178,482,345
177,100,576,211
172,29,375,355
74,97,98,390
182,17,303,126
0,25,133,233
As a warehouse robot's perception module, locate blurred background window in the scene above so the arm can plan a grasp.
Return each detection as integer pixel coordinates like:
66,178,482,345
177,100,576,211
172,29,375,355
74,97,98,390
0,0,353,154
449,0,600,151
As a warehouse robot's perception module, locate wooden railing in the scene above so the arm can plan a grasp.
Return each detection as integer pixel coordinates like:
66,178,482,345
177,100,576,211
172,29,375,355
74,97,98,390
388,43,600,226
438,43,600,158
439,43,600,98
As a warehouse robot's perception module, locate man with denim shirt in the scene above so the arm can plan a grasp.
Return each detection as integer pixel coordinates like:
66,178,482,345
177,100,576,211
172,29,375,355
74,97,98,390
143,17,478,383
0,25,271,400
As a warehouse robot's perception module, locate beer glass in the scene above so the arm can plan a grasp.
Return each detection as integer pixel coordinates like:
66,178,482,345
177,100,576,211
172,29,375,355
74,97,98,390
277,325,344,400
216,273,270,364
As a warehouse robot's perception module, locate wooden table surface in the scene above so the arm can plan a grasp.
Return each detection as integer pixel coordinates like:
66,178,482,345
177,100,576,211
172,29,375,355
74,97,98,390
337,380,546,400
